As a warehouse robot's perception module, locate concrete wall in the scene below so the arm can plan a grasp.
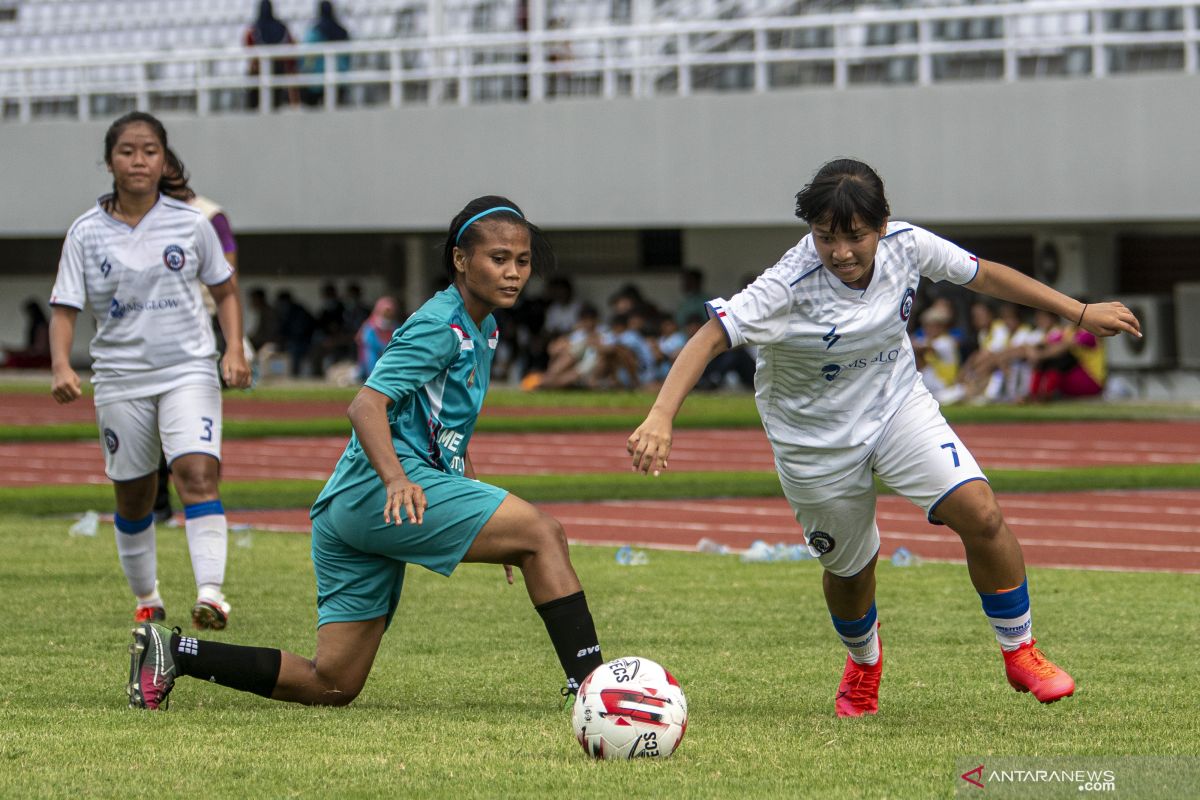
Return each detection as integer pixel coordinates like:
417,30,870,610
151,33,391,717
1,73,1197,236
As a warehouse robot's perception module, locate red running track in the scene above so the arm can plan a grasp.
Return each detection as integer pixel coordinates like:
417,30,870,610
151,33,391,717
3,422,1198,485
217,489,1200,574
0,393,636,425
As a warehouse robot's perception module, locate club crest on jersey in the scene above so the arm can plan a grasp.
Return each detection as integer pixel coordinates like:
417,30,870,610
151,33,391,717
103,428,119,453
162,244,186,271
808,531,835,555
899,287,915,321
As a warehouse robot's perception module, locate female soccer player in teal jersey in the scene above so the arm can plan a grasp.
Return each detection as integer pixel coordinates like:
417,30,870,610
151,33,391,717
629,159,1141,718
127,196,604,709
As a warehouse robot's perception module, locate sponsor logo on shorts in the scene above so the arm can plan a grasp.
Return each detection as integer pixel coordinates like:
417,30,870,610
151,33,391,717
103,428,119,453
163,244,186,271
808,530,835,555
899,286,915,321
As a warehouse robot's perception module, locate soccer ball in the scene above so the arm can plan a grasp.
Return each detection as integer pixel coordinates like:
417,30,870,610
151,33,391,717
571,656,688,760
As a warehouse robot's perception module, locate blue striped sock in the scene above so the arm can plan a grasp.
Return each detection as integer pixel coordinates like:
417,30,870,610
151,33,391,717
831,603,879,666
980,578,1032,651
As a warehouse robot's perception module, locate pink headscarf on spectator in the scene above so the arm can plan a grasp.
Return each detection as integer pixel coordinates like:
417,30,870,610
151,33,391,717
358,297,398,345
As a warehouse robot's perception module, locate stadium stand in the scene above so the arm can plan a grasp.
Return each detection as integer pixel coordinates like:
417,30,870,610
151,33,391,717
1,1,1197,120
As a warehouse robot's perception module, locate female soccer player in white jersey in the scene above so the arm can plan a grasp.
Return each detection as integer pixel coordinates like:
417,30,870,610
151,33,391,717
125,197,604,711
49,112,252,630
629,159,1141,717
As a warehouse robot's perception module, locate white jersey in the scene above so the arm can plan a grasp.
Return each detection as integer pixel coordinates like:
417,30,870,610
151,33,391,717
708,222,979,487
50,195,234,405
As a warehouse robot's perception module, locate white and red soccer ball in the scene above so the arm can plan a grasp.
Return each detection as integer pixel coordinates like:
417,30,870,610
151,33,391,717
572,656,688,760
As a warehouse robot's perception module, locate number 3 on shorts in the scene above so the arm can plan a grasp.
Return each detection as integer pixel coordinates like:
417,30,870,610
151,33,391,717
940,441,960,468
200,416,214,442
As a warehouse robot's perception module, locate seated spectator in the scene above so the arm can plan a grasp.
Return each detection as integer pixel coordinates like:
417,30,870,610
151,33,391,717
653,316,688,381
912,305,964,405
607,312,656,389
958,300,1011,402
1028,315,1106,400
535,303,607,389
356,296,399,381
1,299,51,369
247,287,280,352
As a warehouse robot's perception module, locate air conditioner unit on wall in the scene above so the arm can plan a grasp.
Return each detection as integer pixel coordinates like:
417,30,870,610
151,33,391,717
1033,234,1087,296
1106,295,1175,369
1175,283,1200,369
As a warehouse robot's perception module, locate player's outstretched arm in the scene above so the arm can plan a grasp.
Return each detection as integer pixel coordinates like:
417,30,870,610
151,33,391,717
49,305,82,404
628,318,730,476
968,259,1141,339
347,386,426,525
209,277,252,388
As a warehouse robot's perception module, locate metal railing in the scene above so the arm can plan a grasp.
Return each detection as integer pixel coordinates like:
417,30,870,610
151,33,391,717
1,0,1197,123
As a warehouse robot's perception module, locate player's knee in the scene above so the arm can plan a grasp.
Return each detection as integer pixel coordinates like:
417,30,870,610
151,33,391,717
172,468,218,500
313,673,365,707
533,513,569,554
962,503,1007,543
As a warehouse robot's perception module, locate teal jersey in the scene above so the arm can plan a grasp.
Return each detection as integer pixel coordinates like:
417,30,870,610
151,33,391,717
311,287,498,518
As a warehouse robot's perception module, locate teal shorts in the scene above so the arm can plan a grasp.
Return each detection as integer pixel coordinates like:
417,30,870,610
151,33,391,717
310,461,508,628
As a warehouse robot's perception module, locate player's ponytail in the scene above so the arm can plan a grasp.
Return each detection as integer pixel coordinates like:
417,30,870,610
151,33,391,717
441,195,555,283
795,158,890,233
102,111,194,210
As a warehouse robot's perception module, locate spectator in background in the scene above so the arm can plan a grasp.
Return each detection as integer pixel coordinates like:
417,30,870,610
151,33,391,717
247,287,280,352
343,282,371,338
958,300,1010,402
275,290,316,376
1,299,51,368
356,296,399,381
912,304,964,405
653,316,688,381
675,268,708,326
543,277,581,338
245,0,299,110
536,303,606,389
300,1,351,108
1028,312,1107,400
310,282,348,375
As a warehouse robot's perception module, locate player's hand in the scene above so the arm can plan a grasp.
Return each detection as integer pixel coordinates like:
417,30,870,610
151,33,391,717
503,564,514,585
628,411,673,476
221,350,253,389
50,366,82,404
1080,301,1142,339
383,477,426,526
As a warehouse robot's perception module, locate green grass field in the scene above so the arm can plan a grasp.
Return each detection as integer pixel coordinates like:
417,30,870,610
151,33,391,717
2,516,1198,798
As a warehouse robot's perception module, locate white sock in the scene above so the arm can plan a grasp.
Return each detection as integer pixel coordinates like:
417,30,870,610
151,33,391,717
841,622,881,666
136,581,163,609
987,610,1033,651
184,502,228,594
114,513,157,598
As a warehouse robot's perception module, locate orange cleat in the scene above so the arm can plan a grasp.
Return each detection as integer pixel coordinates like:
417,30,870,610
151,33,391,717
134,605,166,623
835,635,883,718
1003,639,1075,703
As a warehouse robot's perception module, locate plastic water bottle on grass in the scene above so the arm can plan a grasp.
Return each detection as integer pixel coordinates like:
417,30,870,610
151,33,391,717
891,547,922,567
69,510,99,537
740,540,775,563
696,537,730,555
615,546,649,566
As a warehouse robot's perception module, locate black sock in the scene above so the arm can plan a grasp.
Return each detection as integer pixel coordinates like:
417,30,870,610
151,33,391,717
171,631,282,698
535,590,603,692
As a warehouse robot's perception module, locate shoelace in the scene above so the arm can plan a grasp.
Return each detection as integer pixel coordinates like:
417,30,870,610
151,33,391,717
1010,646,1059,680
841,662,881,705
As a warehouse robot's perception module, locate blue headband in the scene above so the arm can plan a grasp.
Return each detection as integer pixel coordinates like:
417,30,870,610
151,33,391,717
454,206,522,245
